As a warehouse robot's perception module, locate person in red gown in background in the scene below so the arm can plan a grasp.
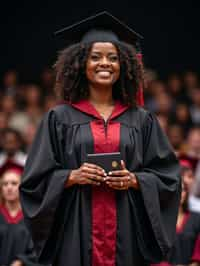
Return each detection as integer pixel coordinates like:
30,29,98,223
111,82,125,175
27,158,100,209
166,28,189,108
0,163,40,266
152,160,200,266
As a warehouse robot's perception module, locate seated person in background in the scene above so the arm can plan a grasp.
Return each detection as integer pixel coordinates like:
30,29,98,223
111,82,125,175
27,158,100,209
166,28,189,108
152,161,200,266
0,162,41,266
0,128,27,167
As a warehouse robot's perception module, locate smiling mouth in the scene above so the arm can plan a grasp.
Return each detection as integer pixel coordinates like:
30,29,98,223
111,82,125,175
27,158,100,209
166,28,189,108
96,70,113,74
96,71,113,78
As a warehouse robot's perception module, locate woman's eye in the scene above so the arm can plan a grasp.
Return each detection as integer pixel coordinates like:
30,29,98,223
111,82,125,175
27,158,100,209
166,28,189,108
109,55,119,62
90,55,100,61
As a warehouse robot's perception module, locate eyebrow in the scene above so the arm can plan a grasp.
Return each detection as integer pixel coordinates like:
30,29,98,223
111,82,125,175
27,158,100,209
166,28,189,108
90,51,118,55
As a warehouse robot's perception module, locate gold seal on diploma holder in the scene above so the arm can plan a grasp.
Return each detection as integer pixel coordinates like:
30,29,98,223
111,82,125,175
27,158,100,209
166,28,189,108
112,161,118,169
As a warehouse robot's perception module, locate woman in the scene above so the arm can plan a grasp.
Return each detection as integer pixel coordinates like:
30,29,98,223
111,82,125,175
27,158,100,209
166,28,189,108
20,11,181,266
0,163,39,266
152,165,200,266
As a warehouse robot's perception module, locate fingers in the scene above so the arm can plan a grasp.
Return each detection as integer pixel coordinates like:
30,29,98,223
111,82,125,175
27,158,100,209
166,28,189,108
106,179,130,189
84,173,106,182
120,160,126,170
107,169,129,177
82,163,106,176
78,176,101,186
106,175,130,182
106,181,129,190
83,163,105,172
86,178,101,186
106,174,131,190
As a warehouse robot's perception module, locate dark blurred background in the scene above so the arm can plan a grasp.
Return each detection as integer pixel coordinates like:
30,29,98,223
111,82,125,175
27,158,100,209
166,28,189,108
1,2,200,83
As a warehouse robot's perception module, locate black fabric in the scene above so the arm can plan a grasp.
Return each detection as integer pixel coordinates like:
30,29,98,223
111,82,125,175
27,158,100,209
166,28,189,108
20,104,181,266
168,212,200,264
0,212,39,266
54,11,143,46
82,29,119,43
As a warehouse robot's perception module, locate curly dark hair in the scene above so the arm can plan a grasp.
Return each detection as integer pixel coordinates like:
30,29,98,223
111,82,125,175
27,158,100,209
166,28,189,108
54,41,143,106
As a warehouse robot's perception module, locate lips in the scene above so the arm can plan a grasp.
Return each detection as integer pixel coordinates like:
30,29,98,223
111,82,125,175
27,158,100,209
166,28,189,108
96,70,113,74
96,71,112,78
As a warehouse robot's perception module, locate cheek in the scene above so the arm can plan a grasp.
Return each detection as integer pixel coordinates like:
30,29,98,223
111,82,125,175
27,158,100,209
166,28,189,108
113,64,120,81
86,62,96,81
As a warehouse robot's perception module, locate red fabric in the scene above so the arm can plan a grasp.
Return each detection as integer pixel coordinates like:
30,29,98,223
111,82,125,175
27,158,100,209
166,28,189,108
192,235,200,262
151,263,172,266
0,161,24,176
71,99,128,120
0,204,23,224
71,100,128,266
179,159,193,169
136,52,144,107
178,153,199,171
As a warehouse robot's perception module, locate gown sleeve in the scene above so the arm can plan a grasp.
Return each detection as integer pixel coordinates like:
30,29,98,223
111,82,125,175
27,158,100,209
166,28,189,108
15,238,42,266
134,112,181,258
19,110,72,260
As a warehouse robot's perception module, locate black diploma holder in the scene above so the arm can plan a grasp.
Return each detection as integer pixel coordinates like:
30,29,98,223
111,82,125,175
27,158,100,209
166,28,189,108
86,152,122,173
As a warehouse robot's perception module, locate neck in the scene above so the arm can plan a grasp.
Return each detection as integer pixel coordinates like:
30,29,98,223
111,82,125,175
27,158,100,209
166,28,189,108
5,200,21,213
88,84,114,105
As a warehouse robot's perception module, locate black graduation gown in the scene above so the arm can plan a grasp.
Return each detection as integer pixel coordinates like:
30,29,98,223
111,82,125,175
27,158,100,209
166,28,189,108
0,205,39,266
19,101,181,266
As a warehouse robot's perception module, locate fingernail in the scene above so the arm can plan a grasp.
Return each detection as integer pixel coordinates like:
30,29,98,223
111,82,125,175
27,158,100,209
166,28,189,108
104,173,107,176
108,171,112,175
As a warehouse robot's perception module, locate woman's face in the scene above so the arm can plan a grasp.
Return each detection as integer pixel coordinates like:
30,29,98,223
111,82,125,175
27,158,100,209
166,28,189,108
1,171,21,203
86,42,120,88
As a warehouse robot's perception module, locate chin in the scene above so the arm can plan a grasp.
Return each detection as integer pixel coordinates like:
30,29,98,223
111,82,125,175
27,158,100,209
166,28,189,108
95,79,115,87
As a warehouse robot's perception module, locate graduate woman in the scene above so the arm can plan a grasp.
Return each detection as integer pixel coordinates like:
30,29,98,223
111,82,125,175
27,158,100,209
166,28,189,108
20,11,181,266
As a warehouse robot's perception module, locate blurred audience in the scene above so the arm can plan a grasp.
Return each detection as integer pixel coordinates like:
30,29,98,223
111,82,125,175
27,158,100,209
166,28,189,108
167,124,186,156
23,84,44,125
2,70,19,96
40,67,55,96
185,127,200,160
0,66,200,265
0,128,26,167
190,88,200,125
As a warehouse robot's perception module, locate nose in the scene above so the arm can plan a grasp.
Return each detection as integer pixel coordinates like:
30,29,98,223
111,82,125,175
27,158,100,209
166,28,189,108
99,56,110,66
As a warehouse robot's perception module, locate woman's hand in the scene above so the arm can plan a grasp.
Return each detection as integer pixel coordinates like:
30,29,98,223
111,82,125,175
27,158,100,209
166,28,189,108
105,160,139,190
65,163,107,187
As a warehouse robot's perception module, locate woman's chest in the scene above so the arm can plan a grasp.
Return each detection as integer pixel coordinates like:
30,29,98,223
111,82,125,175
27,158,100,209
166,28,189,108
62,120,143,169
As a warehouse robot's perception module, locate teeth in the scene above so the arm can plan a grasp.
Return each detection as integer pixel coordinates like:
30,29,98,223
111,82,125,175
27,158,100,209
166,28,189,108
97,71,111,73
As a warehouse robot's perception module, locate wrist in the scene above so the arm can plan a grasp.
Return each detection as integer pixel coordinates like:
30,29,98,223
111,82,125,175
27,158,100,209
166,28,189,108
65,170,76,187
129,172,139,189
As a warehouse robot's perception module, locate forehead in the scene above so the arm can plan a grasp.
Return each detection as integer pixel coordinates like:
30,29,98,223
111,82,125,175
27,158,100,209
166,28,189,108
90,42,118,53
2,171,21,182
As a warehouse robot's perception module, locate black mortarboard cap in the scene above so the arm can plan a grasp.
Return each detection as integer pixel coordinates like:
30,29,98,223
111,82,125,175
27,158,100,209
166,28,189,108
54,11,143,47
